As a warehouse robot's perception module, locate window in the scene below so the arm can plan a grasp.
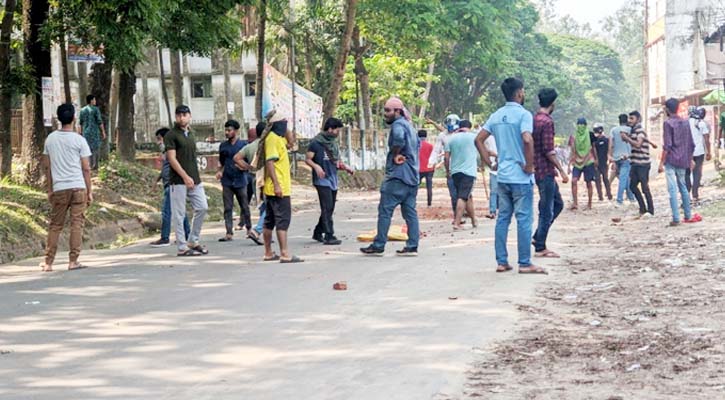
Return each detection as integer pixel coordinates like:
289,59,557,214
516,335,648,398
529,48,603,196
191,76,212,98
246,75,256,97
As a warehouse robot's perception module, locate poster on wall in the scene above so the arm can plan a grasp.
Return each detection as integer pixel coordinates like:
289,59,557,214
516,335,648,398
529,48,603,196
261,63,323,139
42,77,54,127
67,43,105,63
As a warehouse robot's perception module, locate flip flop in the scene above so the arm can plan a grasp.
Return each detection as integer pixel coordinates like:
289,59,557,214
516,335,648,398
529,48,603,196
189,244,209,255
496,265,514,273
68,263,88,271
519,266,548,274
263,254,280,262
177,249,203,257
534,250,560,258
247,232,264,246
218,236,233,242
280,255,304,264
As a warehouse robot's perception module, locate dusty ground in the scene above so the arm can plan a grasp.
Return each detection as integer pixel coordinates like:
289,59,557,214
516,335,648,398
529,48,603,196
460,164,725,399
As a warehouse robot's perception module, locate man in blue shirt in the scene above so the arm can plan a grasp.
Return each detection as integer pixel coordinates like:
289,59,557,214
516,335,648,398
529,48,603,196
361,97,420,256
216,119,251,242
445,119,479,230
306,117,353,245
476,78,545,274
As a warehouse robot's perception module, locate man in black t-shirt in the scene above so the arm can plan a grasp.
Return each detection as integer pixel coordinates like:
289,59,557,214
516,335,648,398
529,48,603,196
591,124,612,201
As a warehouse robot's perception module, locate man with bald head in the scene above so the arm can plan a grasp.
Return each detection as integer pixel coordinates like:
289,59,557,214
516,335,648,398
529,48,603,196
361,97,420,257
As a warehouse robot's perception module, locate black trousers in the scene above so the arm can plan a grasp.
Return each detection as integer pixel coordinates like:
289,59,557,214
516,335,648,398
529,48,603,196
246,172,256,206
223,185,251,234
594,162,612,200
629,164,654,215
685,154,705,199
419,171,434,206
314,185,337,237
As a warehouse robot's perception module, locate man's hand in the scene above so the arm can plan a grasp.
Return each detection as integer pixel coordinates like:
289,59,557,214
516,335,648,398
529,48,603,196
314,165,326,179
394,154,406,165
561,172,570,184
658,163,665,174
47,189,53,203
524,163,534,174
274,183,283,197
215,171,222,181
87,192,94,205
706,153,712,161
183,175,195,189
102,133,107,141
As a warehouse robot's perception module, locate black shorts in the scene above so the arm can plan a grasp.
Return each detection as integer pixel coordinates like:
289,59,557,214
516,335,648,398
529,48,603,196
264,196,292,230
452,172,475,200
572,164,596,182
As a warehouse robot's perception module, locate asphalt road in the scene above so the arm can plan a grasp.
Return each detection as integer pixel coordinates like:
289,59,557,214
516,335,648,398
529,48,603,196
0,185,549,400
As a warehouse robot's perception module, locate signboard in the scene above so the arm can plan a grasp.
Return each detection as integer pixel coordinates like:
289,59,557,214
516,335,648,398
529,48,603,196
67,43,105,63
42,77,54,127
261,63,323,139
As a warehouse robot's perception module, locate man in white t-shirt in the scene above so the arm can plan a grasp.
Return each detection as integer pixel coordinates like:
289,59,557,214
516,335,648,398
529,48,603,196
40,103,93,272
426,114,460,218
687,107,711,201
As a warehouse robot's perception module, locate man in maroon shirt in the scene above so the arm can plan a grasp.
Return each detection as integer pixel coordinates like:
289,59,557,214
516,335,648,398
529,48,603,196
532,88,569,258
658,98,701,226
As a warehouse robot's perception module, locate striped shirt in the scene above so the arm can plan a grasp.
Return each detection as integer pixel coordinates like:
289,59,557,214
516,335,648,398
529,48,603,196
628,124,650,165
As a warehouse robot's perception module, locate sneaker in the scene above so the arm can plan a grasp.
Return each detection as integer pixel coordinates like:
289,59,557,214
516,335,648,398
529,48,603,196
149,239,170,247
323,236,342,245
640,212,654,219
360,245,384,256
395,247,418,257
684,213,702,223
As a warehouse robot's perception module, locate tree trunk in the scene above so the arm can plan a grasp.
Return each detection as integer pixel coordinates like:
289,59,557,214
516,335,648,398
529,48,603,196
89,62,112,161
59,35,71,103
158,47,172,126
255,0,267,121
170,49,183,107
77,61,88,103
352,25,371,131
0,0,17,178
141,70,150,141
117,69,136,162
418,61,435,120
303,35,314,89
21,0,51,187
322,0,357,123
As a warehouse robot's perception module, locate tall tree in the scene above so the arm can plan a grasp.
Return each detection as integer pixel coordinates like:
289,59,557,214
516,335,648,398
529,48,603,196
0,0,20,177
21,0,51,186
255,0,267,120
321,0,356,123
169,50,183,106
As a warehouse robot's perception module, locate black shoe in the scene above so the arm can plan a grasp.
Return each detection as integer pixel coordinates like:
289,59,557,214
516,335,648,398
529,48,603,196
324,236,342,245
360,245,384,256
395,247,418,257
312,232,324,243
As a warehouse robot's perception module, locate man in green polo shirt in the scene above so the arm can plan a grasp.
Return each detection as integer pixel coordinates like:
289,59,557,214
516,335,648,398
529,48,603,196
165,105,209,256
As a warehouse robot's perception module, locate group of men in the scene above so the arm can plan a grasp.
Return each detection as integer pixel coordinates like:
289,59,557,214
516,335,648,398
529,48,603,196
37,78,716,273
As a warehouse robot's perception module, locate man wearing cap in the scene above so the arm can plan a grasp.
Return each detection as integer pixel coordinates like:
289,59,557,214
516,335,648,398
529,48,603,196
569,118,597,210
361,97,420,256
659,98,701,226
165,105,209,256
261,112,303,263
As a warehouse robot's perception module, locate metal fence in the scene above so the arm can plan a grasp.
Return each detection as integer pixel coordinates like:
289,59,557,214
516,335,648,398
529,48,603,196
338,126,387,170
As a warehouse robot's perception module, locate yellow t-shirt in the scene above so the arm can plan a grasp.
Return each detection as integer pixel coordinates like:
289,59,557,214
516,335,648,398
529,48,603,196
263,133,292,197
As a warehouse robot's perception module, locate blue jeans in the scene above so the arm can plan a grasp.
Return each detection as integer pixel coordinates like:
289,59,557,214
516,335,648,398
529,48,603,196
161,186,189,242
254,201,266,234
489,173,498,214
665,165,692,223
533,176,563,252
373,179,420,250
615,159,634,203
446,175,457,215
495,182,534,267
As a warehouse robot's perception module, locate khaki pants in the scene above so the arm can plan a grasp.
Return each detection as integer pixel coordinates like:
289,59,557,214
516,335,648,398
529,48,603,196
45,189,87,265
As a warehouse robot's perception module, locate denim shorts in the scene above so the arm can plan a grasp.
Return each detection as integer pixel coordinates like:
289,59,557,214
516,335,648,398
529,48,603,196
572,164,596,182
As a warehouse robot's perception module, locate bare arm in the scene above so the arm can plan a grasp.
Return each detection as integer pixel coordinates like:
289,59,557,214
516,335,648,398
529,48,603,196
42,155,53,197
305,150,325,179
233,151,251,171
81,157,92,202
166,149,194,187
475,130,492,169
522,132,534,173
444,151,451,177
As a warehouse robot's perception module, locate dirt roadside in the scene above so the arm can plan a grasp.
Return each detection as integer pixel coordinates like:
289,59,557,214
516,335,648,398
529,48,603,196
460,166,725,399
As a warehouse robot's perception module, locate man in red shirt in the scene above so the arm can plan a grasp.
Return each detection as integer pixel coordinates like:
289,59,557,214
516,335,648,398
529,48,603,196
418,129,435,207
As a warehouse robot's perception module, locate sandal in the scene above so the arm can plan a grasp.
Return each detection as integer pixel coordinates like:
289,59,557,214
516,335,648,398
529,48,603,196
280,255,304,264
534,250,560,258
519,266,548,274
496,264,514,273
68,263,88,271
177,249,203,257
218,236,233,242
189,244,209,255
247,232,263,246
263,254,280,262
